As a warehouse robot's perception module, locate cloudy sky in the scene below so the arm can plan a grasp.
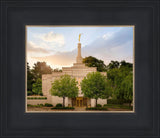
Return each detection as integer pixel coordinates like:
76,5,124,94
26,26,134,69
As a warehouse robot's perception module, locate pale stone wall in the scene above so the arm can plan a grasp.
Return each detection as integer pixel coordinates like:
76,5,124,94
51,96,63,106
91,99,96,107
27,100,48,105
90,98,107,107
97,98,107,106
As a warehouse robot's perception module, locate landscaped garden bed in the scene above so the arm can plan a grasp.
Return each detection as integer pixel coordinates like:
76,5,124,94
86,107,108,111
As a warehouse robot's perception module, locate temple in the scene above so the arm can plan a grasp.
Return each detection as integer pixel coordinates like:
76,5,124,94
42,40,107,107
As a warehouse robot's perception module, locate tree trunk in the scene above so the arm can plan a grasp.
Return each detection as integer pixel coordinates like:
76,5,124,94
96,99,97,107
63,97,65,107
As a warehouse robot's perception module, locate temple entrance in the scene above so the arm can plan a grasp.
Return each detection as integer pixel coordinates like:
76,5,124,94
72,97,87,107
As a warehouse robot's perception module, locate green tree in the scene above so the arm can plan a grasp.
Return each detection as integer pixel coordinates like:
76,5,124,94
50,74,79,107
120,60,133,69
102,79,113,100
81,72,111,107
32,78,43,96
53,68,62,72
31,62,53,80
83,56,107,72
121,73,133,107
107,60,133,105
107,60,120,70
27,62,35,95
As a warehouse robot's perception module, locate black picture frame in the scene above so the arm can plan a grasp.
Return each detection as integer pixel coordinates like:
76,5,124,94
0,0,160,137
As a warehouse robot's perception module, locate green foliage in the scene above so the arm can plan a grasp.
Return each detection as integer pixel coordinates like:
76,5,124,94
121,73,133,105
107,60,120,70
27,62,35,92
103,104,133,110
27,91,33,96
53,68,62,72
96,104,102,107
31,62,53,80
120,60,133,69
27,97,47,100
50,74,79,107
86,107,108,111
107,99,125,104
44,103,53,107
106,60,133,106
83,56,107,72
27,104,44,107
81,72,112,107
56,103,63,107
106,60,133,71
27,62,53,96
51,107,75,110
32,78,43,95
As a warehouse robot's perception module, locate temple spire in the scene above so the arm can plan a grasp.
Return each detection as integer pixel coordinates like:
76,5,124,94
76,34,83,63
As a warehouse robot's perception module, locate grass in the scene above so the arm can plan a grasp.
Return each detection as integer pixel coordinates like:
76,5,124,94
104,104,133,110
86,107,108,111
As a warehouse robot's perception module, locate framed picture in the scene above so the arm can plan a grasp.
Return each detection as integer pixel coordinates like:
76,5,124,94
26,25,135,113
1,0,159,137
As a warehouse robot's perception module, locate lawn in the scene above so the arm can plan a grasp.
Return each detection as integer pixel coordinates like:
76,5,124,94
104,104,133,111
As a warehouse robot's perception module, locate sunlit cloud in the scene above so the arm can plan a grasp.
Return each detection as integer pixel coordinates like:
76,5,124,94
34,31,65,46
27,41,49,54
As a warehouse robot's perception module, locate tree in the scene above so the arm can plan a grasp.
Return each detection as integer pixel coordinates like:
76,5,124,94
32,78,43,96
101,79,113,100
106,60,120,70
27,63,35,95
83,56,107,72
31,62,53,80
53,68,62,72
121,73,133,107
50,74,79,107
81,72,111,107
120,60,133,69
106,60,133,105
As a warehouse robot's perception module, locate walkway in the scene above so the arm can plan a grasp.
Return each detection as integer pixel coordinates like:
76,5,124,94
74,107,86,111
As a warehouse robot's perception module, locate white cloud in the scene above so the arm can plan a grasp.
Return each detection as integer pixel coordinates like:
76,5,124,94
27,41,49,54
102,32,114,40
35,31,65,46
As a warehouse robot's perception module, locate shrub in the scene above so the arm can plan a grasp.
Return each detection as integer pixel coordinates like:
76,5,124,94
103,104,108,107
56,103,62,107
27,104,43,107
27,97,47,100
44,103,53,107
40,93,43,96
107,99,125,104
86,107,108,111
38,104,44,107
51,107,75,110
27,91,33,96
27,104,32,107
96,104,102,107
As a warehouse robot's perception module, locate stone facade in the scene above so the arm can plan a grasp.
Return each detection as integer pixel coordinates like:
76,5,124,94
41,42,107,107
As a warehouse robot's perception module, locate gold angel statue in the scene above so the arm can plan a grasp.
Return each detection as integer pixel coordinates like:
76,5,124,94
79,33,82,42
